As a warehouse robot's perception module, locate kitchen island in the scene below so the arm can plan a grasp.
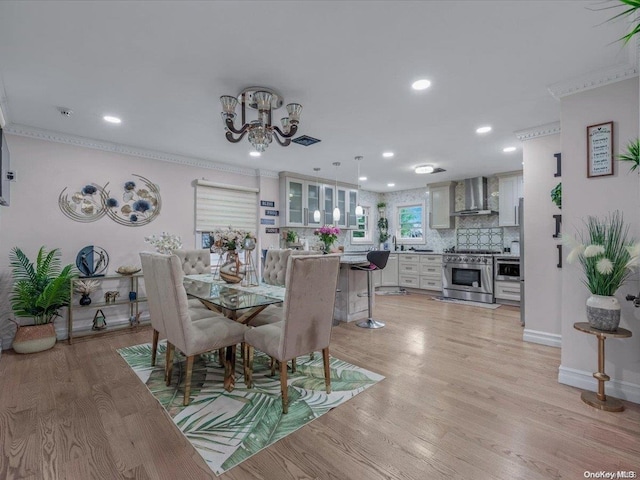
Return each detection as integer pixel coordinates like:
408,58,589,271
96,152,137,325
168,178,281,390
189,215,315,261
334,254,370,323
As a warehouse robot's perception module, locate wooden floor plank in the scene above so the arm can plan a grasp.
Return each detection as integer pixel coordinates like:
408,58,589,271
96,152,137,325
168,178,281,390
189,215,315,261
0,294,639,479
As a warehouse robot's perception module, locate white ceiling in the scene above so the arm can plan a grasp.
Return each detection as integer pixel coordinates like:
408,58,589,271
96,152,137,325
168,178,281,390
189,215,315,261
0,1,635,192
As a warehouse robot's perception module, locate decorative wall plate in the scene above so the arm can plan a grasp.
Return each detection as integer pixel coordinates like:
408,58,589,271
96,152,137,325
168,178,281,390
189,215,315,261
102,174,161,227
58,183,108,222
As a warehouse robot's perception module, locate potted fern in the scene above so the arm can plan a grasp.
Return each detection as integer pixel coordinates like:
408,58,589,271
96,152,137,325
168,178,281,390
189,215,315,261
9,246,76,353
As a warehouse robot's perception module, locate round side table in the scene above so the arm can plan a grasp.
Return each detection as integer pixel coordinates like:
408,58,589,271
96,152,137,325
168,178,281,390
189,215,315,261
573,322,632,412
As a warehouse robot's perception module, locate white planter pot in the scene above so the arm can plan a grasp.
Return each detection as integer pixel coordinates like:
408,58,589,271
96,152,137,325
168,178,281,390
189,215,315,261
586,294,621,332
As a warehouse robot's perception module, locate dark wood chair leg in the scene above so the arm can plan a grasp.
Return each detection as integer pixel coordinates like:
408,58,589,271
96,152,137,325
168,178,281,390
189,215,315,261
245,345,254,388
165,342,175,386
183,355,194,406
280,359,289,414
224,345,236,392
151,329,160,366
322,347,331,394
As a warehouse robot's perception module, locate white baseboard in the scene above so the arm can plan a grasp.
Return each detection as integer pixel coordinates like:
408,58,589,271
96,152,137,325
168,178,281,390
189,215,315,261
523,328,562,348
558,365,640,404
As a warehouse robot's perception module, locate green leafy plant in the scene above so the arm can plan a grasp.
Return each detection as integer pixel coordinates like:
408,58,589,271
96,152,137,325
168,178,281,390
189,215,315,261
9,246,77,325
550,182,562,209
284,230,298,243
606,0,640,44
565,211,638,296
376,202,386,209
377,217,389,243
618,138,640,173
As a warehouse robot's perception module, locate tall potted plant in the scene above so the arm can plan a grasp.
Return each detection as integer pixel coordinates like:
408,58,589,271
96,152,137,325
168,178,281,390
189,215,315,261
566,211,638,331
9,246,76,353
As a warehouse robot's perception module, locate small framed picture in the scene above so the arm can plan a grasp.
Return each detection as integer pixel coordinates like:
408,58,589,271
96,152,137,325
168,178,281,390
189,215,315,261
587,121,614,178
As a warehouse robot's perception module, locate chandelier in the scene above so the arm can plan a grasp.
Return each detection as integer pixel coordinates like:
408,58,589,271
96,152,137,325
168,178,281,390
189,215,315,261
220,87,302,153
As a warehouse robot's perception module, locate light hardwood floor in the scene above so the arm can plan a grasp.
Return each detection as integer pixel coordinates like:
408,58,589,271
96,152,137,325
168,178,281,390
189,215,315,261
1,294,639,480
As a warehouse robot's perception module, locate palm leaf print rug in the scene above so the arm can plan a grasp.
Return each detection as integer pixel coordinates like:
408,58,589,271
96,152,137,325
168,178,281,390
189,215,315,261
117,342,384,475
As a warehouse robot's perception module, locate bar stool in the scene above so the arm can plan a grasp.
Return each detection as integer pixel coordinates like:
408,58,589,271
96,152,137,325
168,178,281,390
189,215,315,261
351,250,390,329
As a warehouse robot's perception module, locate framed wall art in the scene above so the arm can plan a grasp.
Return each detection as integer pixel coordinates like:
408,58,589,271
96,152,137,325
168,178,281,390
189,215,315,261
587,121,613,178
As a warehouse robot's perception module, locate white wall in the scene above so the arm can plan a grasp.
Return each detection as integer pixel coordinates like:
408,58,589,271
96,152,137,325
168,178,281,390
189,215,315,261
0,134,267,347
558,77,640,401
522,133,563,346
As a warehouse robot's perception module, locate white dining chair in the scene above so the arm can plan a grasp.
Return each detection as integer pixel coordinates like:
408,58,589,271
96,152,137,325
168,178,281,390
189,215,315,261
244,255,340,413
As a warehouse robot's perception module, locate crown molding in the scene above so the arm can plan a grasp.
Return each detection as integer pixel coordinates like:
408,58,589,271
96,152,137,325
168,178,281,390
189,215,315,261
547,61,638,100
3,123,261,177
256,169,279,178
514,121,561,141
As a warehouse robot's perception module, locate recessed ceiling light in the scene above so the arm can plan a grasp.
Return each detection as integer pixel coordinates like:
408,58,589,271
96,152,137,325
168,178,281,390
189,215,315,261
476,126,492,134
249,151,261,157
415,165,435,174
387,183,395,187
103,115,122,124
503,146,517,153
383,151,394,158
411,79,431,91
359,176,367,181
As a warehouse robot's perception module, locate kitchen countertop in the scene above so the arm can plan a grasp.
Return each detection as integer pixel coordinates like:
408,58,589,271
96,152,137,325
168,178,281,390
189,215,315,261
343,250,520,259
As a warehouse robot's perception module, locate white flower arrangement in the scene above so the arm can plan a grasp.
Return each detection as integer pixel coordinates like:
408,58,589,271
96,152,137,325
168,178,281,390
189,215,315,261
211,227,255,252
564,211,638,296
144,232,183,254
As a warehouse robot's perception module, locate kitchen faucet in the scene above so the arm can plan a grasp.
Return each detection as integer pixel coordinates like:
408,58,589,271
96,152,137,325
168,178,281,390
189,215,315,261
392,235,397,251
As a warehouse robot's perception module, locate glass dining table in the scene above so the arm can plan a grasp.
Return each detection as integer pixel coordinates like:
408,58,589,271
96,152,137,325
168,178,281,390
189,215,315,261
183,274,285,390
183,274,285,324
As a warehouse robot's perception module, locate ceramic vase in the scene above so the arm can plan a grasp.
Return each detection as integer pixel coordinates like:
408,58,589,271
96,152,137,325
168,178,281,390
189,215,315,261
586,294,621,331
79,294,92,306
12,323,57,354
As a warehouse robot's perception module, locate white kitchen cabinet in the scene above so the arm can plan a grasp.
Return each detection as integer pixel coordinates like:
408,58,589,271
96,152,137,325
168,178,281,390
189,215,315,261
495,280,521,302
373,269,382,288
399,254,419,288
429,182,455,229
284,178,305,226
381,253,399,286
398,253,443,291
335,187,359,229
418,254,443,291
279,172,359,228
498,173,523,227
305,182,322,227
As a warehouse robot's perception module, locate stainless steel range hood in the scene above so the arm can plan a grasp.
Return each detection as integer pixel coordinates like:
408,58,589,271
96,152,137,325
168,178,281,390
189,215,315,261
453,176,496,216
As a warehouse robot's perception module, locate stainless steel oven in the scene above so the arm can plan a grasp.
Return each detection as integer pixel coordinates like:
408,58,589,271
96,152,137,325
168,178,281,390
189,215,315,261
494,257,520,282
442,254,494,303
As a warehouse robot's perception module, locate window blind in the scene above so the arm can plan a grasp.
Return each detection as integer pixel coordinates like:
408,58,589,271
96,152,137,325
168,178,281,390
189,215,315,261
195,180,258,232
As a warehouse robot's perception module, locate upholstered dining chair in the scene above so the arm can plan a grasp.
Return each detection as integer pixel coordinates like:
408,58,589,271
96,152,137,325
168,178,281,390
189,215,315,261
140,252,249,405
262,249,316,286
175,249,214,315
244,255,340,413
251,249,318,329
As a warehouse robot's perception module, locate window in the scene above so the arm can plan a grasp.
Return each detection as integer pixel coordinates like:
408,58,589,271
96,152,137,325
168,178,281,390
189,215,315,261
195,180,258,232
351,206,372,244
195,180,259,265
396,203,424,243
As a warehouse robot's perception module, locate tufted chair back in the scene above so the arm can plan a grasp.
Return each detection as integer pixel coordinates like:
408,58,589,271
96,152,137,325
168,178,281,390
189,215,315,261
174,249,211,275
262,249,317,286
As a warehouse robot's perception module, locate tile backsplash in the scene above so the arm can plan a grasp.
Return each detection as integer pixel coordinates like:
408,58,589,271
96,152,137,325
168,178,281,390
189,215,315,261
456,227,503,251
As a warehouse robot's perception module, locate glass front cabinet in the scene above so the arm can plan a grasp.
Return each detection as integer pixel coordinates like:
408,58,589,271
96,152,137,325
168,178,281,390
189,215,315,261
280,173,359,228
